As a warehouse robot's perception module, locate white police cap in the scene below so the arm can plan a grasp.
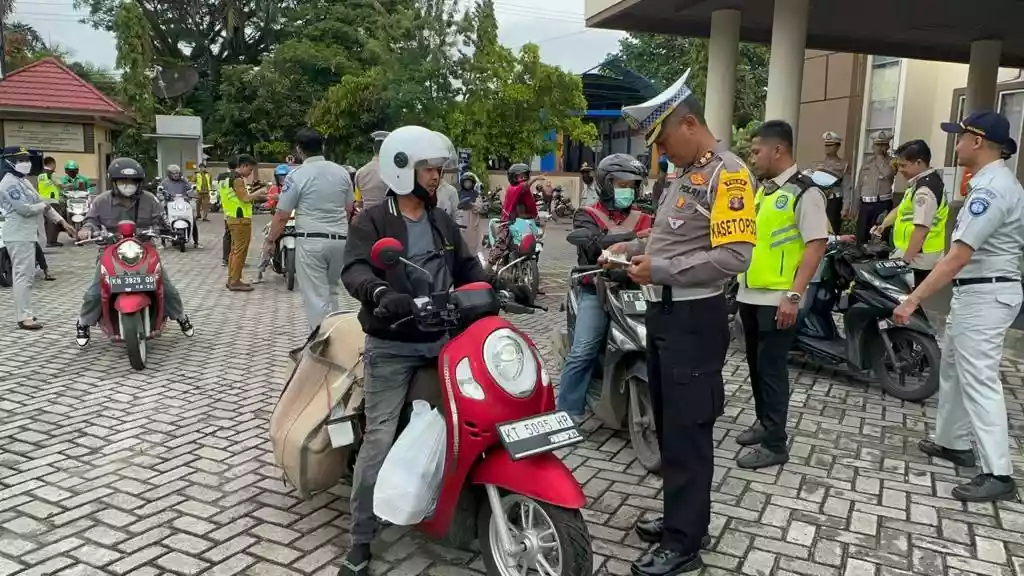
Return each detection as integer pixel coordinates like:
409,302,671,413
622,69,692,146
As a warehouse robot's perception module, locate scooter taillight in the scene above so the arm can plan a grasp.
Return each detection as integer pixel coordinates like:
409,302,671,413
519,234,536,254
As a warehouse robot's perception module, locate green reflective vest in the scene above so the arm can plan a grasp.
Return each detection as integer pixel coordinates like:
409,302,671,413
893,171,948,256
221,175,252,219
38,173,61,201
744,178,812,291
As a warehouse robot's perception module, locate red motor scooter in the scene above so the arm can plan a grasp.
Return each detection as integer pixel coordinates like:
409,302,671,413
362,237,592,576
76,221,178,371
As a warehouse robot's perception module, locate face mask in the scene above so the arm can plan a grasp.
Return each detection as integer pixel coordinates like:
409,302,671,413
13,161,32,175
116,182,139,197
613,188,635,209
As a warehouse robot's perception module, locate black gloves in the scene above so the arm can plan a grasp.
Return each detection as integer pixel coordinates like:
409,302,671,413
485,273,534,306
507,284,535,306
374,289,415,319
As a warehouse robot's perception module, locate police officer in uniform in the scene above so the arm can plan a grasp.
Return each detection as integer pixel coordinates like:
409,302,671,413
871,140,947,287
894,111,1024,502
607,70,755,574
354,130,390,211
0,147,74,329
853,130,896,243
814,131,851,233
268,128,355,331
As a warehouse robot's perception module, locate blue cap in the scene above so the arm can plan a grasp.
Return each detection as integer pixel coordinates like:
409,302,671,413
941,111,1011,145
274,164,291,176
0,146,39,158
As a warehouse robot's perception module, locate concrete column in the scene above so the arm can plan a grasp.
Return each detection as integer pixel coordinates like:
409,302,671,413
965,39,1001,114
764,0,809,136
705,9,741,145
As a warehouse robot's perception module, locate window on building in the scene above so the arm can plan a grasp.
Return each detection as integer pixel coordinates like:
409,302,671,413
998,91,1024,174
951,94,966,167
863,56,902,162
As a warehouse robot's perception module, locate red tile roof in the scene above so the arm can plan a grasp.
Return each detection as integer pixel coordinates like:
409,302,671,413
0,57,128,118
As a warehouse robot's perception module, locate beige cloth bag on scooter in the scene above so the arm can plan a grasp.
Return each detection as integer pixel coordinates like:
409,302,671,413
270,312,366,498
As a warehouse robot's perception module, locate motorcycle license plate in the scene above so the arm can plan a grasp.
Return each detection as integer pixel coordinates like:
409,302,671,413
497,410,582,460
109,274,157,293
619,290,648,315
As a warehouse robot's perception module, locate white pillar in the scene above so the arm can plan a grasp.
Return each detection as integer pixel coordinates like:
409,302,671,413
965,39,1001,115
764,0,809,136
705,9,741,145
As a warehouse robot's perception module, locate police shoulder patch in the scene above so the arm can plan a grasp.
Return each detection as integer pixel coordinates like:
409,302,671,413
968,197,990,216
774,194,789,210
915,195,927,207
8,189,21,201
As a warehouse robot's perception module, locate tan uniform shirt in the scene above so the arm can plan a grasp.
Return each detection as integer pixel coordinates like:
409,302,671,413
855,155,896,212
891,168,942,270
814,156,851,203
355,157,389,210
737,164,829,306
628,144,755,301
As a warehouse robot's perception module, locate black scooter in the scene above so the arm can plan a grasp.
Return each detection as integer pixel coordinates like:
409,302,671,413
555,228,663,471
737,240,941,402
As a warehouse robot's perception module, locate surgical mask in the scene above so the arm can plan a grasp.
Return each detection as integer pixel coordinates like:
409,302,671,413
613,187,635,209
13,161,32,175
116,182,139,197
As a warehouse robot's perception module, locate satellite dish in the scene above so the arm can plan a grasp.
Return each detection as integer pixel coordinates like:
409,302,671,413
150,65,199,99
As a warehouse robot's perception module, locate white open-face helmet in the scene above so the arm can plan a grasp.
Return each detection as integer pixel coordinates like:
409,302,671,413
379,126,456,195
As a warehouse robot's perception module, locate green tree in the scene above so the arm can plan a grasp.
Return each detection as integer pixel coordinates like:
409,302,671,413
606,34,769,127
310,0,463,162
112,1,156,170
448,0,596,177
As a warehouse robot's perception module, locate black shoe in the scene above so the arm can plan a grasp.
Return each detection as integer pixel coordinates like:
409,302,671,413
951,474,1016,502
634,517,710,549
918,439,976,468
631,546,702,576
177,316,195,337
341,544,371,576
736,422,766,446
46,242,62,248
737,446,789,470
75,322,90,347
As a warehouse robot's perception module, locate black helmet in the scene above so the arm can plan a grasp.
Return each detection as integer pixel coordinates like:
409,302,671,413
107,157,145,182
507,163,530,185
596,153,647,202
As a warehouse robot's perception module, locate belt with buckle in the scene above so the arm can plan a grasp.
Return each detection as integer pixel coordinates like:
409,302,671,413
952,276,1018,287
860,195,892,203
296,232,347,240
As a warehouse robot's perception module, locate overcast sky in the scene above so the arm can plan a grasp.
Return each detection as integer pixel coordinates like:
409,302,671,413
13,0,626,74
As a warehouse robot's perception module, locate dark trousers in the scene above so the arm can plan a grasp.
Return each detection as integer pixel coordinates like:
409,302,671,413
34,243,47,271
222,220,231,263
646,293,728,554
856,200,892,245
825,196,843,235
913,268,930,287
738,303,798,453
44,204,67,244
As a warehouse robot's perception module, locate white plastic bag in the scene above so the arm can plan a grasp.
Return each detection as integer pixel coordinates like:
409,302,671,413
373,400,447,525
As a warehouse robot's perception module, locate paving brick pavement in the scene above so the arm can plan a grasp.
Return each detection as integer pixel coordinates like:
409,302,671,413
1,214,1023,576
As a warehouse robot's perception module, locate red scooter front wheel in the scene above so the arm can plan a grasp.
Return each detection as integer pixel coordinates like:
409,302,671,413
478,492,592,576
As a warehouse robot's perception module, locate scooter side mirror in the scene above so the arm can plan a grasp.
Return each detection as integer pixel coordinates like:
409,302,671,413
566,228,594,247
370,237,404,270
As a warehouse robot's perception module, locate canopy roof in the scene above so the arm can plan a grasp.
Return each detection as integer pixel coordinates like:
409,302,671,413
587,0,1024,68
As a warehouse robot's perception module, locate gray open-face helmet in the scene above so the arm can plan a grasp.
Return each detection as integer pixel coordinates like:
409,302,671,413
595,153,647,202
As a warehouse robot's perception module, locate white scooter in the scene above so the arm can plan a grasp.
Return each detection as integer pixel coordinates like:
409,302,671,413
162,185,197,252
64,189,91,233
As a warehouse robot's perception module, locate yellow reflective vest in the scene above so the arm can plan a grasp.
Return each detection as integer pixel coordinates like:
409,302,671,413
744,177,814,291
893,171,947,256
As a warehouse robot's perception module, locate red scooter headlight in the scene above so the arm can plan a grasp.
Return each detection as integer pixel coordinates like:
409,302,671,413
482,328,538,398
116,240,145,266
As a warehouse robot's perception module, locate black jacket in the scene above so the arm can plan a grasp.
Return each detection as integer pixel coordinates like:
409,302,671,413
342,194,488,342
